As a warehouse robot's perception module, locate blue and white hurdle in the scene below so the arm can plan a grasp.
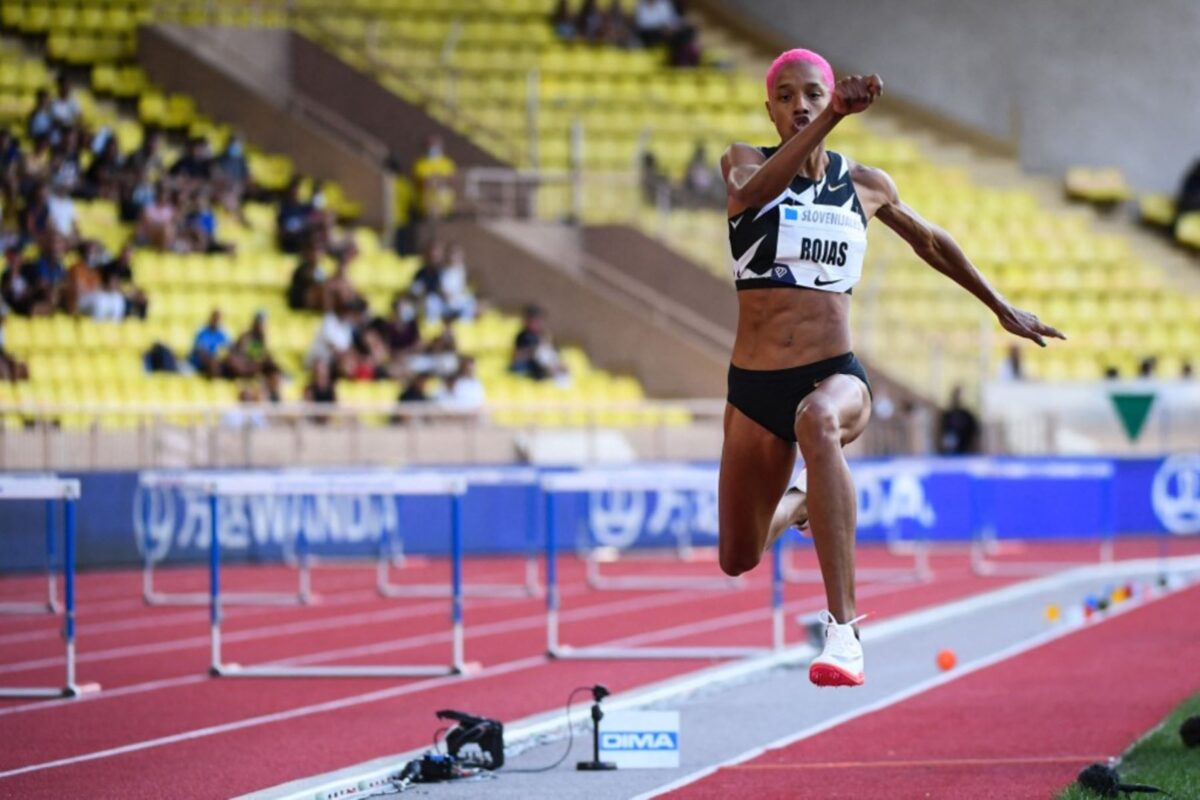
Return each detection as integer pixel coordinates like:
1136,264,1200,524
0,475,99,698
0,474,61,615
137,471,314,607
542,468,787,660
376,467,543,599
160,470,475,679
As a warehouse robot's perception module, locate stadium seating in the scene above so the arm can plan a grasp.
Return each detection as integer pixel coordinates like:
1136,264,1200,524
3,0,1196,410
0,20,668,430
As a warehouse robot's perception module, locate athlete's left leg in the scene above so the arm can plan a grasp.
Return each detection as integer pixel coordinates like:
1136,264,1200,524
793,374,872,625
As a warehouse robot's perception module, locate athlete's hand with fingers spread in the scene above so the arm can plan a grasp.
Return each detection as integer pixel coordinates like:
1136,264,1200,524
998,304,1067,348
830,74,883,116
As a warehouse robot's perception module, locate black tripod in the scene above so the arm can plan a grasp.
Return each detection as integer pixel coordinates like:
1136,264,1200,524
577,685,617,771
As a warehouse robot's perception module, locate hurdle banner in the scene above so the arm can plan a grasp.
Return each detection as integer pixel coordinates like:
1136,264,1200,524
137,471,315,607
0,474,61,616
783,461,936,586
173,471,478,679
581,467,742,591
542,469,787,661
0,476,100,699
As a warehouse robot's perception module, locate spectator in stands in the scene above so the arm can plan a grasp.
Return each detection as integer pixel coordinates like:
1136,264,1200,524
46,178,79,242
0,246,34,316
444,356,485,413
182,189,234,254
27,90,54,142
65,240,102,315
137,182,177,251
19,233,70,315
306,297,360,376
190,309,230,378
600,0,637,47
0,307,28,382
510,305,568,382
997,344,1023,380
412,135,457,226
1183,361,1194,380
303,358,337,418
633,0,699,66
1138,356,1158,378
388,156,417,256
640,150,670,206
369,293,422,364
119,166,155,224
225,311,277,380
169,136,213,185
212,136,250,220
83,135,124,201
288,237,327,311
50,128,83,193
550,0,579,40
125,129,165,186
1174,158,1200,226
0,129,20,204
321,248,361,309
436,242,478,321
78,270,127,321
682,141,721,207
50,76,82,133
22,181,52,240
277,177,313,254
19,136,52,202
409,325,459,380
936,385,979,455
100,242,148,319
577,0,605,41
411,239,445,303
402,372,433,402
348,325,392,381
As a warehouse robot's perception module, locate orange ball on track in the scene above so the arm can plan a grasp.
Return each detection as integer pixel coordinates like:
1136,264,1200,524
936,649,957,671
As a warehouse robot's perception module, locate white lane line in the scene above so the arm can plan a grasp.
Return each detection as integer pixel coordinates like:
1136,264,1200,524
0,561,527,645
0,582,835,779
261,556,1200,800
0,654,548,781
633,570,1200,798
0,573,810,718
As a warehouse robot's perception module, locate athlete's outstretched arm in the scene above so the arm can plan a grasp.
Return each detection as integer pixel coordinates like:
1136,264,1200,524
721,75,883,209
863,168,1066,347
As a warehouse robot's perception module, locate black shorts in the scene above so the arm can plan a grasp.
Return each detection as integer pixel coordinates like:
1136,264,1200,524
727,352,871,443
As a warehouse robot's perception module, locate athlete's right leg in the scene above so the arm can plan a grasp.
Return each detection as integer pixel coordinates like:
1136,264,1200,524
718,403,797,577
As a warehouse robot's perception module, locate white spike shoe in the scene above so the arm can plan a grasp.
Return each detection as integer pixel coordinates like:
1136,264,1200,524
809,610,867,687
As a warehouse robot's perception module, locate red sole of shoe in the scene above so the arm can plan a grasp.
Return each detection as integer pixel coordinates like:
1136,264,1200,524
809,663,864,687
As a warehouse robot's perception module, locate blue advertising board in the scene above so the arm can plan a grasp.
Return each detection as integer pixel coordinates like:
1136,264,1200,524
1,456,1197,572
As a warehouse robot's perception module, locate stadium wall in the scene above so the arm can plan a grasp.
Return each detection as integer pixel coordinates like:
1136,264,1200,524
714,0,1199,193
0,457,1195,571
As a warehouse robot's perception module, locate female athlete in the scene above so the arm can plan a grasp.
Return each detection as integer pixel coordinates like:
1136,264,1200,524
717,49,1064,687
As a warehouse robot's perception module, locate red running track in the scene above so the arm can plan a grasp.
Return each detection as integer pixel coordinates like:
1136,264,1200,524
669,582,1200,800
0,538,1195,799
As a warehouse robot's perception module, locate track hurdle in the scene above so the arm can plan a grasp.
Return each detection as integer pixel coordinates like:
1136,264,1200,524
0,475,99,698
970,459,1116,576
137,471,313,607
783,461,934,585
573,464,741,592
0,475,60,615
377,467,542,599
543,468,786,660
175,470,474,679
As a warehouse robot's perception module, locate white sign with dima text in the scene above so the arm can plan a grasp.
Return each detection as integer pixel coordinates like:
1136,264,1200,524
598,710,680,768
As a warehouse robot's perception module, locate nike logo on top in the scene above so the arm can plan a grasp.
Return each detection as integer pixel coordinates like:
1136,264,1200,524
813,276,842,287
729,217,742,229
827,182,846,192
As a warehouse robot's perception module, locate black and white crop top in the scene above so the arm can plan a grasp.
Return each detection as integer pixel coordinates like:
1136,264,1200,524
728,148,868,293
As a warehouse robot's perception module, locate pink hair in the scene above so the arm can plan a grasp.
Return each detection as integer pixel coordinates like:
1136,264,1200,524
765,49,834,95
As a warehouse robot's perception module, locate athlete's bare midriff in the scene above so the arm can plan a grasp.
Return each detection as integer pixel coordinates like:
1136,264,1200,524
731,288,852,370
